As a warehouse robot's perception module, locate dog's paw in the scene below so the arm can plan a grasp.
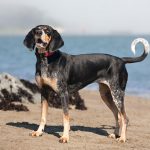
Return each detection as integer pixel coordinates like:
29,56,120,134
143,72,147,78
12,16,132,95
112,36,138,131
29,131,43,137
108,133,120,139
116,137,126,143
59,136,69,143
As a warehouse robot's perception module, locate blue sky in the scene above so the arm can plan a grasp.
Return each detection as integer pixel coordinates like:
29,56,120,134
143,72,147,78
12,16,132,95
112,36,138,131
0,0,150,35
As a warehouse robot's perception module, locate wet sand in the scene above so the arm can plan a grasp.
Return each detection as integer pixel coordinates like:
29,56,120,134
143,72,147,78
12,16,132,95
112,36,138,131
0,89,150,150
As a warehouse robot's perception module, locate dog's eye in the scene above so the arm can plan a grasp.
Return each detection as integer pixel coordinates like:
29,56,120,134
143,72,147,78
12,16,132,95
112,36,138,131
35,30,42,35
45,30,50,35
45,30,49,33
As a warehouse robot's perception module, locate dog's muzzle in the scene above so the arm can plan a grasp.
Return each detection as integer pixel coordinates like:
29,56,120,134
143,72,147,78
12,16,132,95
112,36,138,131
36,38,48,49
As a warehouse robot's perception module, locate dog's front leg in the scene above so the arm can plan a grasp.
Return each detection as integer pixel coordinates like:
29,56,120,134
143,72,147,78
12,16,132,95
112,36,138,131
30,87,48,137
59,91,70,143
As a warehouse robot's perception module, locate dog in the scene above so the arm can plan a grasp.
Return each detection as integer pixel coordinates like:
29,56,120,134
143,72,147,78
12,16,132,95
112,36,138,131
23,25,149,143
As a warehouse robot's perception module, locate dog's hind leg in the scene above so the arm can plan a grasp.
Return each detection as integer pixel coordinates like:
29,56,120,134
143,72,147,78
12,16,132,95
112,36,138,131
117,103,128,143
109,82,128,143
99,83,120,138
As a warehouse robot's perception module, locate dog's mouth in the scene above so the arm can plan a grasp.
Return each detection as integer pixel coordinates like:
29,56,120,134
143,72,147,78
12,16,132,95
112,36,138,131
35,39,48,53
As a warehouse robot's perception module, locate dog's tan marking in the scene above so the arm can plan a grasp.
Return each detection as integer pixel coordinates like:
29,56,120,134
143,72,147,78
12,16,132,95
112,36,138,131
35,76,43,88
44,35,51,43
117,112,127,143
59,114,70,143
42,77,58,92
30,100,48,137
41,30,51,43
35,76,58,92
40,100,48,125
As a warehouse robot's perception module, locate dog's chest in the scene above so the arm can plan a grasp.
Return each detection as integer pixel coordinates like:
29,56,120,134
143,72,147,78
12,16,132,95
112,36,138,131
36,73,59,92
42,76,58,92
36,56,61,92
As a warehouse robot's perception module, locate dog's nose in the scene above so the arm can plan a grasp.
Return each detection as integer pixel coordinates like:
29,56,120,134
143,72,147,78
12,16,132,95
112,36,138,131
35,30,42,36
37,39,43,43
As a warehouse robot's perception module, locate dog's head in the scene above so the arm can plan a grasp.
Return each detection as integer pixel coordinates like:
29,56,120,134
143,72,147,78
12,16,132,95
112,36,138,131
23,25,64,53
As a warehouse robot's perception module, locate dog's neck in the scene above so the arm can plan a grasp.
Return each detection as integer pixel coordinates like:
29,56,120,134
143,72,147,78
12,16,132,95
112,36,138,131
35,49,61,77
35,48,55,57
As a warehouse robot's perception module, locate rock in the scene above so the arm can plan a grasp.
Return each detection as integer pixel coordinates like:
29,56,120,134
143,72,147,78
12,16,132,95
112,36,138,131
0,73,87,111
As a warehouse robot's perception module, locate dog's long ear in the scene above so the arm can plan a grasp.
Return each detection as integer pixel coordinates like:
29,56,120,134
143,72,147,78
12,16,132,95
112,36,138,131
48,29,64,51
23,29,35,50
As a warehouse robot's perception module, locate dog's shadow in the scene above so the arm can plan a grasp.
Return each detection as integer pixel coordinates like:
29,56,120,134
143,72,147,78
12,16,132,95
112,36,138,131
6,122,114,138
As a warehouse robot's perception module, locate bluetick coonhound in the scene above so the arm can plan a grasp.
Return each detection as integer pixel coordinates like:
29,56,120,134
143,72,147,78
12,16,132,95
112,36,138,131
23,25,149,143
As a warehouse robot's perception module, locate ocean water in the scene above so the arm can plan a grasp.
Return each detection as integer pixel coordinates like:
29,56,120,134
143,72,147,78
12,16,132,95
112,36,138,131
0,35,150,97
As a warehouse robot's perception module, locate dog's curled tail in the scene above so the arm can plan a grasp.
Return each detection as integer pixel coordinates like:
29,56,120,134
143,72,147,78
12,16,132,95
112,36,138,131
122,38,150,64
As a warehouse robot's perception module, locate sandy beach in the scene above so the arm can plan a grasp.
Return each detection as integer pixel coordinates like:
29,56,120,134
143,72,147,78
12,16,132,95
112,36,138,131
0,89,150,150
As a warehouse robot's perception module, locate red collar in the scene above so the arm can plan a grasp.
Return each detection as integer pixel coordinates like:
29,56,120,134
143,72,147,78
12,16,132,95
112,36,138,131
44,51,55,57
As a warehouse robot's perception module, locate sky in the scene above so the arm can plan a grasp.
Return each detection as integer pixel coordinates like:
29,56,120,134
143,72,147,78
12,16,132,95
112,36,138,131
0,0,150,35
